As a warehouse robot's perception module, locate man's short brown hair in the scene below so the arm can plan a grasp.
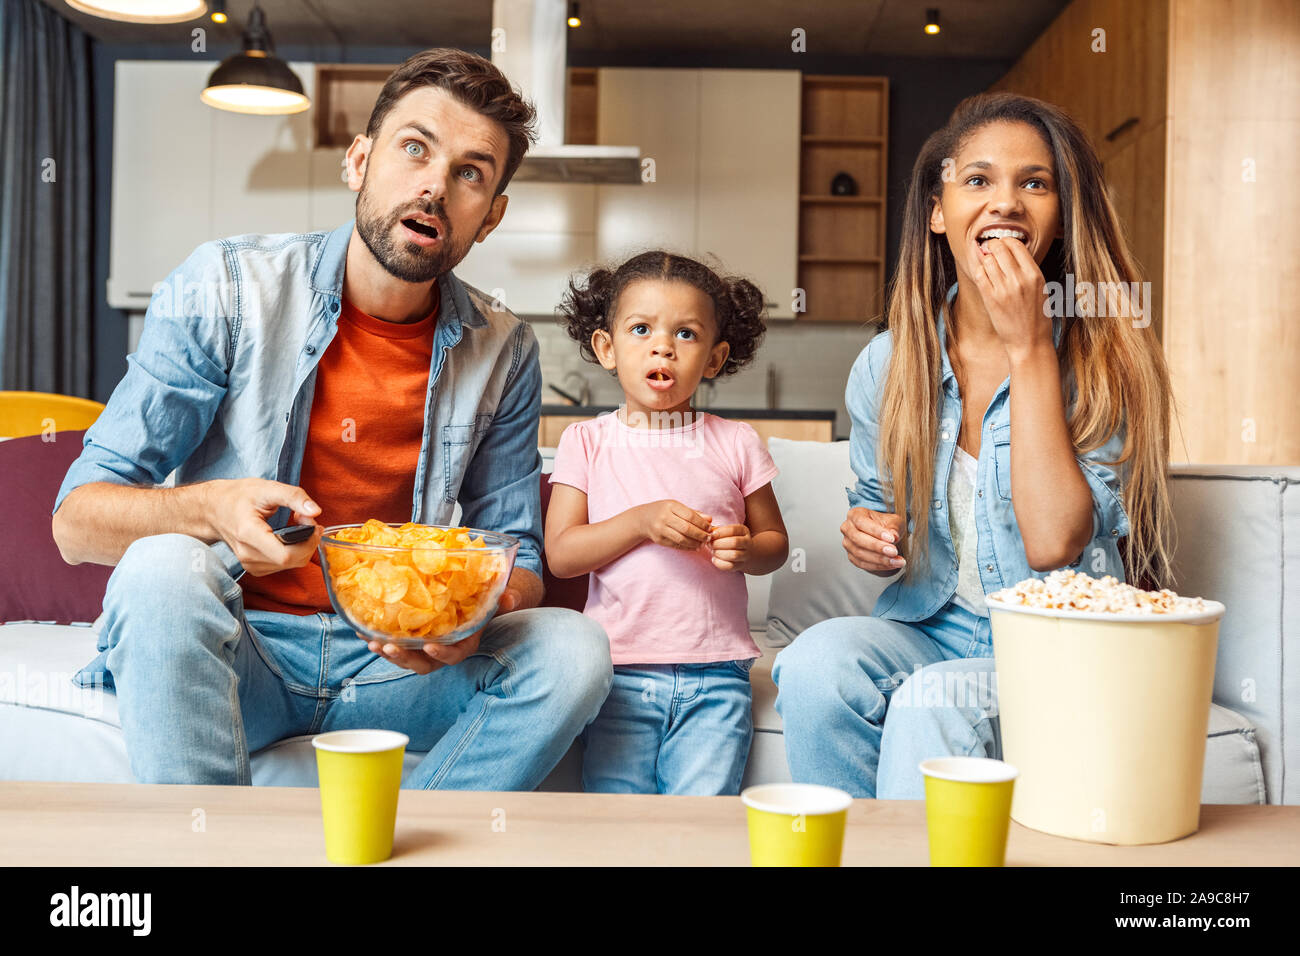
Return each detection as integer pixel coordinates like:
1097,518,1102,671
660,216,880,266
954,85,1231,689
367,48,538,195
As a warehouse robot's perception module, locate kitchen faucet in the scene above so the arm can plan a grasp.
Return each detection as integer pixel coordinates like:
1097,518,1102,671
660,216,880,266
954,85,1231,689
560,370,592,406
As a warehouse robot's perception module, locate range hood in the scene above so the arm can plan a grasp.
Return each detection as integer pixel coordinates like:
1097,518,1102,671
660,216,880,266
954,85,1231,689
492,0,641,184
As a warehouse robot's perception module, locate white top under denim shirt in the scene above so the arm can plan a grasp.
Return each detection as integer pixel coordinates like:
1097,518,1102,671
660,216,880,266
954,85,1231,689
946,445,986,616
845,282,1132,624
54,221,544,687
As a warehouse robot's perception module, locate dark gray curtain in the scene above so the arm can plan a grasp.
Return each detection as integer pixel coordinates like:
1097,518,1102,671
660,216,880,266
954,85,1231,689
0,0,93,394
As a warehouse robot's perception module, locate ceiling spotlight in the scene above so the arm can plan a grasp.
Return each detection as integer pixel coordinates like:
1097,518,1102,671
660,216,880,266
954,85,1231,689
567,2,581,28
201,3,311,115
925,8,941,35
65,0,206,23
210,0,227,23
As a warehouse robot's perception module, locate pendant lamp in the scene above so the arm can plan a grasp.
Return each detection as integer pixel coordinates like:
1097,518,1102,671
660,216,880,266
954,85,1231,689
200,3,310,116
65,1,207,23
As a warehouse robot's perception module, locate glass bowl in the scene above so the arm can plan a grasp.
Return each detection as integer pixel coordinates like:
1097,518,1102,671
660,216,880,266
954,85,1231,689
319,522,519,648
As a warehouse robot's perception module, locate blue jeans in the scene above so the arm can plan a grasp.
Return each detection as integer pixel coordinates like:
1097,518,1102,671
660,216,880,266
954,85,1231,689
580,661,754,795
91,534,613,788
772,600,1001,799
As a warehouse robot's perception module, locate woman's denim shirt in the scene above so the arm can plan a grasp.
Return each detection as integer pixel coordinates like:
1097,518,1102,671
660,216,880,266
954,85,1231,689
54,220,544,582
846,283,1131,623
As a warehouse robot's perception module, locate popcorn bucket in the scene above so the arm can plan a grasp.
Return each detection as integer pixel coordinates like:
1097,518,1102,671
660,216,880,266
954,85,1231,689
988,598,1224,845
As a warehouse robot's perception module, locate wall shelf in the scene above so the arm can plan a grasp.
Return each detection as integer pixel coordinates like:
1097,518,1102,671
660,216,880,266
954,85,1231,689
796,75,888,322
314,65,392,148
801,134,885,145
799,255,882,264
799,195,883,205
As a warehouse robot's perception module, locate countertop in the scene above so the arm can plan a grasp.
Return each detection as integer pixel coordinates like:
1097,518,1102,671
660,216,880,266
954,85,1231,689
540,404,836,420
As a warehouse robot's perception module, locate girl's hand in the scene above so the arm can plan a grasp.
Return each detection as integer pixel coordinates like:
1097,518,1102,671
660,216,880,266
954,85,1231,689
637,500,713,551
972,237,1054,360
841,507,907,575
708,524,752,571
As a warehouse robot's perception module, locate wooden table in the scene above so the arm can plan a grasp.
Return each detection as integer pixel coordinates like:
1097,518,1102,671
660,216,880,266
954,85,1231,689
1,782,1296,866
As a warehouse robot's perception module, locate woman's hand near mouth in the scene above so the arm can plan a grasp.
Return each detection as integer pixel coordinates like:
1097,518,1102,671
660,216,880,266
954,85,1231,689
971,235,1054,362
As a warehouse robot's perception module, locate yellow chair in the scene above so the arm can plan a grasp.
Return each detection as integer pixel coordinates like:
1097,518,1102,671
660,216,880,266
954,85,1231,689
0,390,105,438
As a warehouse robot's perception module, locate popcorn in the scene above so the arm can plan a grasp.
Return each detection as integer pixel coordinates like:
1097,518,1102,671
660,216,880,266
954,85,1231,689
987,569,1206,615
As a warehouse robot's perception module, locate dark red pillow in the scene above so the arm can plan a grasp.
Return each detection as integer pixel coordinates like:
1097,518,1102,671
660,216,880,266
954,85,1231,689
538,473,589,613
0,430,112,624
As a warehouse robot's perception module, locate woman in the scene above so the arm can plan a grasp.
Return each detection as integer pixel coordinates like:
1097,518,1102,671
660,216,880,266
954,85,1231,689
773,92,1175,798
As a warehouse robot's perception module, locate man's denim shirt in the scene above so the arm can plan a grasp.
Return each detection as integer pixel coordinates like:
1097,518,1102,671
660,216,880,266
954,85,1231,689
55,221,544,684
847,282,1131,623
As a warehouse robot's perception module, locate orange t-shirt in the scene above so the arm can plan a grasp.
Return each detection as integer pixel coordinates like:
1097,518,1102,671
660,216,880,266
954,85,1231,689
241,293,438,615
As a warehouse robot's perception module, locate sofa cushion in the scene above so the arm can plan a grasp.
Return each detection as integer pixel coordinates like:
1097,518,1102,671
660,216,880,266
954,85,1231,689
1203,703,1266,804
1168,466,1300,805
764,439,891,646
0,430,112,624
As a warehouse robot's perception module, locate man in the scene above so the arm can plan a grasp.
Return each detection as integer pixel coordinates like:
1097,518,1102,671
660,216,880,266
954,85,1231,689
51,49,613,789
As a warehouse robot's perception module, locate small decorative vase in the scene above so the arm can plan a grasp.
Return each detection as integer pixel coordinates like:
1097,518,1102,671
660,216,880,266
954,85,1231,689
831,171,858,196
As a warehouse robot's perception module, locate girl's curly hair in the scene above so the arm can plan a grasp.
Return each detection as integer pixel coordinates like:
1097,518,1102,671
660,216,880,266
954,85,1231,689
557,251,767,378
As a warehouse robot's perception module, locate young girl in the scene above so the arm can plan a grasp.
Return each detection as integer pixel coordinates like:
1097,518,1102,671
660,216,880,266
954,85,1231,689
774,92,1175,798
545,251,790,795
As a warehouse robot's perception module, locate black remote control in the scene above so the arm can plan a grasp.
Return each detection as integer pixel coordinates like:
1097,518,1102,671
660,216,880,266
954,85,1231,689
274,524,316,545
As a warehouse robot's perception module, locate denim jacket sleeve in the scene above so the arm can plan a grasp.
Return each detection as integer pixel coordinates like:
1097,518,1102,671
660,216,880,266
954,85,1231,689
53,242,232,515
845,334,893,514
1075,423,1132,543
456,322,544,580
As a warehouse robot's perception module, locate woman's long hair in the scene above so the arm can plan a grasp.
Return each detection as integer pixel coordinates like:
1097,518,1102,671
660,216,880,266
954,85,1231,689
879,92,1175,587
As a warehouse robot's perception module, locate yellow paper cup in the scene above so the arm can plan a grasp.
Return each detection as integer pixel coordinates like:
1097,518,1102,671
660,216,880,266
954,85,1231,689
312,729,409,865
741,783,853,867
920,757,1018,866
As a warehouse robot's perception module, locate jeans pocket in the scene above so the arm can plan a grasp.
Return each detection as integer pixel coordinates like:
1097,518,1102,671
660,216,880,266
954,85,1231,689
347,658,414,686
874,673,905,693
729,658,756,679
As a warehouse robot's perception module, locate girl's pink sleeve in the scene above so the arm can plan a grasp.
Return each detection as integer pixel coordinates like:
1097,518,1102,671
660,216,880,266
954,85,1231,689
734,422,780,498
547,421,590,494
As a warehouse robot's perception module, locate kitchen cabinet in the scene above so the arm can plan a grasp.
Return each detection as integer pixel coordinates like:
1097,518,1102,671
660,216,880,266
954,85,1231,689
108,62,217,308
594,69,701,264
538,406,834,447
108,60,329,310
592,68,800,318
697,70,801,318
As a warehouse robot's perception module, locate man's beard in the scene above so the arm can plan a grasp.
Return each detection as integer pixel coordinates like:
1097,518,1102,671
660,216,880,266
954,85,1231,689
355,179,479,284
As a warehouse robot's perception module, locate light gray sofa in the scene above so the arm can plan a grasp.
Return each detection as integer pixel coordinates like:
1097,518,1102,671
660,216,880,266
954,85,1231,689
1,440,1294,804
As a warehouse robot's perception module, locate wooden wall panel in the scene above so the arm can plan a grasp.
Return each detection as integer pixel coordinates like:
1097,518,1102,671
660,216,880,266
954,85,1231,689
991,0,1169,148
1165,0,1300,464
989,0,1169,347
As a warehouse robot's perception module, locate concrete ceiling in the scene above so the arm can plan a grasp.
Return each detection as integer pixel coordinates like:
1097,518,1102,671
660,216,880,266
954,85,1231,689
41,0,1068,58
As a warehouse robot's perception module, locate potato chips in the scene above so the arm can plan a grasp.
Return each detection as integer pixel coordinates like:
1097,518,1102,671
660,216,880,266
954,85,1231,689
323,520,511,642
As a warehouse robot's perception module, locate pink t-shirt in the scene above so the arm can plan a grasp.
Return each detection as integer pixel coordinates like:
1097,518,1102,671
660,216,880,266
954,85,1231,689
549,410,779,666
